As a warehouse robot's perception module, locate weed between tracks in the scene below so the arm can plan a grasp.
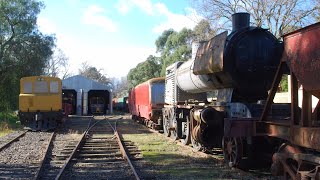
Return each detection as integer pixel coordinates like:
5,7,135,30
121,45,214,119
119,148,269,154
119,117,263,180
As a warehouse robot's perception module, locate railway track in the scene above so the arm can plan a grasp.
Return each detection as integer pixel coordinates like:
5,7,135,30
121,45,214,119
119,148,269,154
0,131,53,179
37,116,140,179
0,130,28,151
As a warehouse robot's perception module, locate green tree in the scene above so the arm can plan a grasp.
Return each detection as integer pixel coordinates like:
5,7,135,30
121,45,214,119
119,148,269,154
155,29,175,53
127,55,162,88
156,28,193,76
0,0,55,111
192,19,216,41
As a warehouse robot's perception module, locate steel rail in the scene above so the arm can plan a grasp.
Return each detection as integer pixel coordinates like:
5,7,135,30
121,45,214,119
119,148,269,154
34,132,55,180
0,130,28,151
55,116,102,180
107,117,140,180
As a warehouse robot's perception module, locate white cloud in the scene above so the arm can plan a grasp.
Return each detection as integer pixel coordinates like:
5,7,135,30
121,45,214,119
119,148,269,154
37,16,156,78
82,5,117,32
37,17,57,34
115,0,131,15
115,0,154,15
62,44,156,78
114,1,203,33
81,47,156,78
152,3,204,33
131,0,154,15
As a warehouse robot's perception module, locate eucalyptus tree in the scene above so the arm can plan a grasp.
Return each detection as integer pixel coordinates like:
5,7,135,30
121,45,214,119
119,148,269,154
192,19,216,41
0,0,55,111
127,55,162,89
155,28,193,76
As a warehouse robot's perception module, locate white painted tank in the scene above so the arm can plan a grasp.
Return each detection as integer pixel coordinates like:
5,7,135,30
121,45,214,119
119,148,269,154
176,60,214,93
176,41,215,93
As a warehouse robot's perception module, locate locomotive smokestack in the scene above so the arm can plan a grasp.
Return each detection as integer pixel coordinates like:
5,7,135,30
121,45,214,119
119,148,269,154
232,12,250,32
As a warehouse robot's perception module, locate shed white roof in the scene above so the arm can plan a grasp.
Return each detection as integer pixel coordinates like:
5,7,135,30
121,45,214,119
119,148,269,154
62,75,112,92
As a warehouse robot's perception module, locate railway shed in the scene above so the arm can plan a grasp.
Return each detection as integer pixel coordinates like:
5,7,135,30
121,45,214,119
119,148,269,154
62,75,112,115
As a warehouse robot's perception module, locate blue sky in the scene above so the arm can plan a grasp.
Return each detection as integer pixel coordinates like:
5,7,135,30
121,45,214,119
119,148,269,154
37,0,203,78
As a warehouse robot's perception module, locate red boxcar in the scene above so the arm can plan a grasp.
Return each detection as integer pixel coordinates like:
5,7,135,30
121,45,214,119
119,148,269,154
129,77,165,129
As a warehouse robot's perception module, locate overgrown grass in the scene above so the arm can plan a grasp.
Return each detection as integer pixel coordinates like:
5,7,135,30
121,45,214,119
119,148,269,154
122,127,237,179
0,111,22,137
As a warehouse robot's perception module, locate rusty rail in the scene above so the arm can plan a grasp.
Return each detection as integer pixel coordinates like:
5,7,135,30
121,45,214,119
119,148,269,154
107,117,140,180
0,130,28,151
55,116,97,180
35,132,55,180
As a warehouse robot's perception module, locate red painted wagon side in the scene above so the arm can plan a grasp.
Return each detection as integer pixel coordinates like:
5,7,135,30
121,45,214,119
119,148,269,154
129,77,165,129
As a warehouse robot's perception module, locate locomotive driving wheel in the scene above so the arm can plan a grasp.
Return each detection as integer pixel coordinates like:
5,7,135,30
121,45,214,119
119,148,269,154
222,137,243,167
180,116,191,145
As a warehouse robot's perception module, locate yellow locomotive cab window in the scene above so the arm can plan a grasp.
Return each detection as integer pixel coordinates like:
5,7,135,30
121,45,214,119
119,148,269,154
34,81,48,93
50,81,59,93
23,82,32,93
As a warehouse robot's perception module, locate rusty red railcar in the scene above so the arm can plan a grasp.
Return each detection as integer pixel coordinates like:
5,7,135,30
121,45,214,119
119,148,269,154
129,77,165,129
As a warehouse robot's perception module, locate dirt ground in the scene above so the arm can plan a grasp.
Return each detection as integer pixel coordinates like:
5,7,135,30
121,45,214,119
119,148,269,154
115,114,279,180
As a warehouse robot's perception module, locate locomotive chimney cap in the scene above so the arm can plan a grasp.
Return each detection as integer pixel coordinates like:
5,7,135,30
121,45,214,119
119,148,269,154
232,12,250,32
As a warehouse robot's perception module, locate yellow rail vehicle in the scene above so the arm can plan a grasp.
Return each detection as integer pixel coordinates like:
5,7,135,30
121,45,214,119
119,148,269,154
18,76,63,131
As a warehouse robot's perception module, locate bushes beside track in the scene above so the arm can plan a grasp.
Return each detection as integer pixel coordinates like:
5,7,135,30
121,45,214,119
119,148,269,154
0,111,21,131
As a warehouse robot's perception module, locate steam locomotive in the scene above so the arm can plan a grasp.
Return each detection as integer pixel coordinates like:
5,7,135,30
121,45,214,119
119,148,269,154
162,12,289,163
130,12,320,178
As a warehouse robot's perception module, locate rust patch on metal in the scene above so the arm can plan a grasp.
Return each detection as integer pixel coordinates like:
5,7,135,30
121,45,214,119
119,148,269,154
224,118,255,137
283,22,320,98
291,126,320,151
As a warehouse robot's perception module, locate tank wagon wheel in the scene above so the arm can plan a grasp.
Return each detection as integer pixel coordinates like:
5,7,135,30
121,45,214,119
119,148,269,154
170,118,179,140
180,116,191,145
191,136,203,151
170,128,178,140
163,109,171,137
222,137,243,167
191,125,203,151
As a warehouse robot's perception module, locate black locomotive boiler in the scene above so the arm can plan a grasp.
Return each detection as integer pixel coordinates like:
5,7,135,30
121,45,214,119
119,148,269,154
162,13,290,166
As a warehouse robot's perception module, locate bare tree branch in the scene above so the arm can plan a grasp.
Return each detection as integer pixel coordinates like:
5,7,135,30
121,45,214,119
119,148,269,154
191,0,320,38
